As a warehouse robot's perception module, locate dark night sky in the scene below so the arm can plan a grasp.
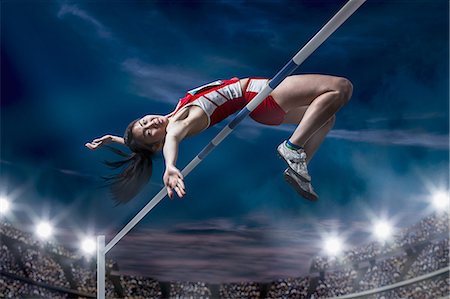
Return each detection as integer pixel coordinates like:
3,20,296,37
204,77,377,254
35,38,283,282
1,0,448,282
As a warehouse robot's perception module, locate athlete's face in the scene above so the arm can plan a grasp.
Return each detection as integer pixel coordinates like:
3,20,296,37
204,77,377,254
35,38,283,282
131,115,168,149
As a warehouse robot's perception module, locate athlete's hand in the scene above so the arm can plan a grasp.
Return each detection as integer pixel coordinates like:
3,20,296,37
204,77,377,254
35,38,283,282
85,135,114,150
163,165,186,199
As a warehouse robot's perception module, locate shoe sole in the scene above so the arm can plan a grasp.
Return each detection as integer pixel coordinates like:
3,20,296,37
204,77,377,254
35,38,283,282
277,148,311,183
283,169,318,201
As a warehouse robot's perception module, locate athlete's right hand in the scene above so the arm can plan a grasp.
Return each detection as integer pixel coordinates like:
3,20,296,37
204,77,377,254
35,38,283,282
85,135,114,150
163,165,186,199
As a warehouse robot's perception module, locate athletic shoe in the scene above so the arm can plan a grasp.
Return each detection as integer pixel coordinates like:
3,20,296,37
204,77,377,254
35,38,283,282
283,168,319,201
277,141,311,182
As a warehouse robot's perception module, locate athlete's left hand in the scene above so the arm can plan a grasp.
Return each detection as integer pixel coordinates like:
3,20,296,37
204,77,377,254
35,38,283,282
163,165,186,199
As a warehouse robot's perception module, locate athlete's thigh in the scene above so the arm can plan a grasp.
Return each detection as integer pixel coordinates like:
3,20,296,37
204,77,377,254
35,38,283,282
271,74,341,112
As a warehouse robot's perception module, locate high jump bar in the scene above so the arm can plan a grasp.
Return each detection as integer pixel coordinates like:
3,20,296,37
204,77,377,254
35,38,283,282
98,0,366,297
103,0,366,254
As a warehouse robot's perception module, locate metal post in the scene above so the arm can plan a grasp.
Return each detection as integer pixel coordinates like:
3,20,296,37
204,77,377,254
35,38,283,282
97,235,105,299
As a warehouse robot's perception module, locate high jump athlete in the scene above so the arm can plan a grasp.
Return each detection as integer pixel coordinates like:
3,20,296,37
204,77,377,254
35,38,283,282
86,75,352,203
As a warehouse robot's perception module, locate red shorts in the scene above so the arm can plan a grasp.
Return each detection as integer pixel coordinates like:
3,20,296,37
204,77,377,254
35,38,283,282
244,78,286,125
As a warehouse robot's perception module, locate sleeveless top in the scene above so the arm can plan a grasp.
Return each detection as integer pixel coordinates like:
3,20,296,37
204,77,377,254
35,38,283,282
171,78,247,128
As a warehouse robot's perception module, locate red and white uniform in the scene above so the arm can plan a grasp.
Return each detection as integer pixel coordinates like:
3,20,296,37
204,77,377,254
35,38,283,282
171,77,286,128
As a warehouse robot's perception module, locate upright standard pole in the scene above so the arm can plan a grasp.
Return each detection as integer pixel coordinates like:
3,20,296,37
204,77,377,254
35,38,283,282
103,0,366,255
97,235,105,299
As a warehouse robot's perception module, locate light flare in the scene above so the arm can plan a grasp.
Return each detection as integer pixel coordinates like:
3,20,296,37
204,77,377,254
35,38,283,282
373,220,393,241
81,237,97,254
36,221,53,239
0,196,11,215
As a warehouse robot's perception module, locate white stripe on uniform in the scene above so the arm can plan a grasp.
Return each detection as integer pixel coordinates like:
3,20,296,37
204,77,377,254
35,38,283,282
247,79,268,93
217,82,242,100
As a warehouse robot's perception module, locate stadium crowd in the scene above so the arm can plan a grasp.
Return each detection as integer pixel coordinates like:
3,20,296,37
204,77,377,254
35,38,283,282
0,276,67,299
310,212,449,270
70,263,116,296
358,254,407,291
406,238,449,279
0,244,23,276
372,276,450,299
120,275,162,298
170,281,211,299
220,282,261,299
313,267,357,298
18,246,70,288
267,277,309,298
0,222,78,259
0,211,448,298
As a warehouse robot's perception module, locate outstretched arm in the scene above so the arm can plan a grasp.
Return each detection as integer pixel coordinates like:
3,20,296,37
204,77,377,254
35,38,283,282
162,108,209,199
163,132,186,199
85,134,124,150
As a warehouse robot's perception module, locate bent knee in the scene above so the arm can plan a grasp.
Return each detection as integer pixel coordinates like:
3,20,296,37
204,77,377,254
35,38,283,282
334,77,353,104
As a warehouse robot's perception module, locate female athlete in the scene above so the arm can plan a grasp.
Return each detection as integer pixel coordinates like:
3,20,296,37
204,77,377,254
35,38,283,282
86,75,352,203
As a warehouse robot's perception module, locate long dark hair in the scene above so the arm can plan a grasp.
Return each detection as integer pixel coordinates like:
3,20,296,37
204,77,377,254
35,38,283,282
103,120,156,205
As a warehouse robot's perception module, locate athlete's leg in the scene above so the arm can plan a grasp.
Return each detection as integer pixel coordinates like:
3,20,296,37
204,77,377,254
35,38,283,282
272,74,352,147
304,115,335,162
272,75,350,201
281,106,336,163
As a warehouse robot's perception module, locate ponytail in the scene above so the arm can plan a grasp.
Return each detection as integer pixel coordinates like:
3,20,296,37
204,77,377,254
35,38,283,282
103,146,154,205
103,119,156,205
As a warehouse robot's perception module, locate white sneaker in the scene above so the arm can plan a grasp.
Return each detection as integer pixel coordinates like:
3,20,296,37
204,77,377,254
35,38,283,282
283,168,319,201
277,141,311,182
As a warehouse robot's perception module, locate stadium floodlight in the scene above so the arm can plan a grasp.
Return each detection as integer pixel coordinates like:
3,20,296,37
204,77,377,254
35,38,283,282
81,237,97,254
0,196,11,215
431,190,449,211
324,236,343,256
36,221,53,239
373,220,393,242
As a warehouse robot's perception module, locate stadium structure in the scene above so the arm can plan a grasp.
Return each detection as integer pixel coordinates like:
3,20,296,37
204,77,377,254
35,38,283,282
0,211,448,298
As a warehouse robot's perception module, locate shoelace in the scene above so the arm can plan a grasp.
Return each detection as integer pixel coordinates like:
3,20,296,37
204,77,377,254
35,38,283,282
288,151,307,163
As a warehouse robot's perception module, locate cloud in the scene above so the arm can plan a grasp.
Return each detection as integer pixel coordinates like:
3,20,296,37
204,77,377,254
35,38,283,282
56,4,212,104
204,55,253,72
328,129,449,150
105,212,421,282
121,58,210,104
108,214,325,282
238,123,449,150
57,4,113,40
365,112,447,124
